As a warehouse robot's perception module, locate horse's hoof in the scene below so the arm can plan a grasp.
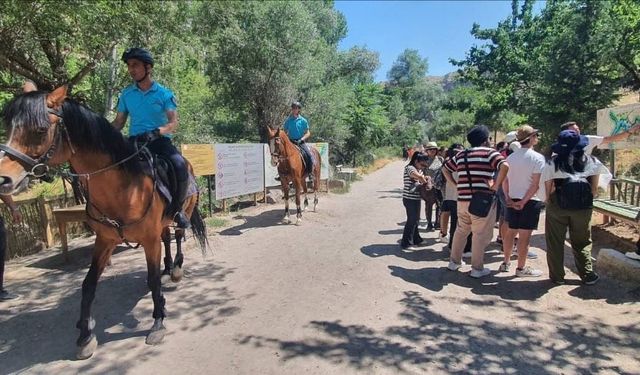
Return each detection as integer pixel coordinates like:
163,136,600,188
282,217,291,224
160,273,171,285
171,266,183,283
76,334,97,360
146,326,166,345
295,219,302,226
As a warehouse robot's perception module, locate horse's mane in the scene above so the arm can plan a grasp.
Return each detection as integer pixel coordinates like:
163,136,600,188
2,91,142,176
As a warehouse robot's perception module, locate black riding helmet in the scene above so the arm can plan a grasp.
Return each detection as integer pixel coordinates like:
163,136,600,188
122,48,154,66
291,101,302,109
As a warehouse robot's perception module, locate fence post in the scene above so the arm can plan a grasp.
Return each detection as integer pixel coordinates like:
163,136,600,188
37,196,55,248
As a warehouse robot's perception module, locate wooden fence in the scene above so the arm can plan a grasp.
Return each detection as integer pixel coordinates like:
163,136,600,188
1,194,91,259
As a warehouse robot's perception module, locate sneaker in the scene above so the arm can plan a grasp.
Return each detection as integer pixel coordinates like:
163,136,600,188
498,262,511,272
515,266,543,277
401,244,417,250
438,233,449,243
462,251,472,259
550,278,565,285
626,252,640,261
0,289,20,301
470,268,491,278
583,273,600,285
447,260,464,271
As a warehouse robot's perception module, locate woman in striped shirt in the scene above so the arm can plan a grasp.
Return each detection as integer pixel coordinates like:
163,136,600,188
401,152,430,249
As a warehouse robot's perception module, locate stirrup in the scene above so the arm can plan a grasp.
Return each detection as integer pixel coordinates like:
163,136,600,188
174,211,191,229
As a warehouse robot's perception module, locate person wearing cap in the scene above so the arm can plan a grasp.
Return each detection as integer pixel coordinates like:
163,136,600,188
0,194,22,301
111,48,191,229
498,125,545,277
540,130,611,285
422,141,444,231
443,125,509,278
560,121,640,155
283,101,314,182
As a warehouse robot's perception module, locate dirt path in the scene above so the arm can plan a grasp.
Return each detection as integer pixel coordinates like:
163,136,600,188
1,160,638,374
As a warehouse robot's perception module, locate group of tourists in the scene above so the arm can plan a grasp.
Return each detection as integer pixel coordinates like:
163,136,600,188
402,121,639,284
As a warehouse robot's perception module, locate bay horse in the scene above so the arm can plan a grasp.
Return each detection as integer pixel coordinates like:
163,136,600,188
267,127,321,225
0,86,208,359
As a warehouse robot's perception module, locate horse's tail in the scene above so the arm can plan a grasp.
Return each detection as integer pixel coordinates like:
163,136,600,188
190,206,210,256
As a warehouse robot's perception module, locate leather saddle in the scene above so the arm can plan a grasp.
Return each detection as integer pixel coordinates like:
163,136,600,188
293,144,314,175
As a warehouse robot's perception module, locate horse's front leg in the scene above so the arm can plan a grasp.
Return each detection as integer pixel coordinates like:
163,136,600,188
294,180,303,225
76,236,117,360
171,228,184,282
282,179,291,224
144,237,166,345
160,227,173,285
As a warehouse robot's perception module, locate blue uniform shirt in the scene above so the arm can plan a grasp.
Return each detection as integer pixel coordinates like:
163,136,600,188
116,81,177,136
283,115,309,141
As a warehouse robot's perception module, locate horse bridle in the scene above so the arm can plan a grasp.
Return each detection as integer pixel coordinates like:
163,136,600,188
0,108,68,178
270,136,289,164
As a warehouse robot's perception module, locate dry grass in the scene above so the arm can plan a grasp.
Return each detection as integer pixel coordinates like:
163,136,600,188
356,158,398,175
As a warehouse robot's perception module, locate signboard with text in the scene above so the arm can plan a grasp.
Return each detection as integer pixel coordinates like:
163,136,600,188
181,144,216,176
215,144,264,200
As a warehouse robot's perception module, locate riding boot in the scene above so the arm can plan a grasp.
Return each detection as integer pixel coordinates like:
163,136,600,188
173,179,191,229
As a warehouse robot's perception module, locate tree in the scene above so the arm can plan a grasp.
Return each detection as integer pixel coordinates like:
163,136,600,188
196,1,345,142
453,0,629,139
344,83,390,165
0,1,183,93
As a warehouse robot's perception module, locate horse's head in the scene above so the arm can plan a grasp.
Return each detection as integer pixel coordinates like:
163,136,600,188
267,126,283,167
0,85,69,194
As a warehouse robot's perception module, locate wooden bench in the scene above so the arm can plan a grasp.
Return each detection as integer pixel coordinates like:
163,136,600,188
52,204,87,261
593,178,640,226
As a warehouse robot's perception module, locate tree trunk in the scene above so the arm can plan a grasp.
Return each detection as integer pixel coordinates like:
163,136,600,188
103,45,118,117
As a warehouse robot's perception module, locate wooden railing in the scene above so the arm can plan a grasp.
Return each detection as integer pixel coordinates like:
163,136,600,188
609,178,640,207
0,194,92,259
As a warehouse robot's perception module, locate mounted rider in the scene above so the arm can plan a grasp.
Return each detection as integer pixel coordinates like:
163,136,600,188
111,47,190,229
283,101,314,182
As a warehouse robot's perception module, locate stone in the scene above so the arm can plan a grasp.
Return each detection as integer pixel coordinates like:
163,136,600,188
597,248,640,283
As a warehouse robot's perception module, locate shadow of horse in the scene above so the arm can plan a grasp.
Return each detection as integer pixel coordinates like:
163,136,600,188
0,260,240,373
219,209,291,236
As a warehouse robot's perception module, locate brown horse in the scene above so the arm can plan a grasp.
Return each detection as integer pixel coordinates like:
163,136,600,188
0,86,208,359
267,127,321,225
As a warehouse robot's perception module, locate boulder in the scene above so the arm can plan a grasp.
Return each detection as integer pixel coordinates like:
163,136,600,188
597,248,640,283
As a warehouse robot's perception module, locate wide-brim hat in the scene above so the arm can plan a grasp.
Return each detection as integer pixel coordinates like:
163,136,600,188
551,130,588,154
424,141,438,150
516,125,540,142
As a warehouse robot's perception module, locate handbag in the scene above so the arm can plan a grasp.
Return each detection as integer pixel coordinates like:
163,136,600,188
463,151,495,217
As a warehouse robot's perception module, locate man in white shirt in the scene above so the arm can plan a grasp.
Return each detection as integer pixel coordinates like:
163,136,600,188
499,125,546,277
560,121,640,155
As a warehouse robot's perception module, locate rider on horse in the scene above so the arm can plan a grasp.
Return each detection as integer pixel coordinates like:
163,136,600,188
283,101,314,182
111,47,190,229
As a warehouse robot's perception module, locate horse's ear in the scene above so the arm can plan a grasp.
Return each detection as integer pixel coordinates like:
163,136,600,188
23,80,38,93
46,85,68,108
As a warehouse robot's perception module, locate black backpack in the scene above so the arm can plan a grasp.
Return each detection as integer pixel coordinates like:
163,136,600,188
554,175,593,210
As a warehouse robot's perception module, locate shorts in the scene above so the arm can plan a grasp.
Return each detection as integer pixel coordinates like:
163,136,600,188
441,200,456,213
506,199,543,230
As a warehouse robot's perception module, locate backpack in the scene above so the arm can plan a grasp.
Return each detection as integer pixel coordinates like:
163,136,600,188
432,168,446,191
554,175,593,210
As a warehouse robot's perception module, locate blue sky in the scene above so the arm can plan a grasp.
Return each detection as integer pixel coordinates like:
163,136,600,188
335,0,544,81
